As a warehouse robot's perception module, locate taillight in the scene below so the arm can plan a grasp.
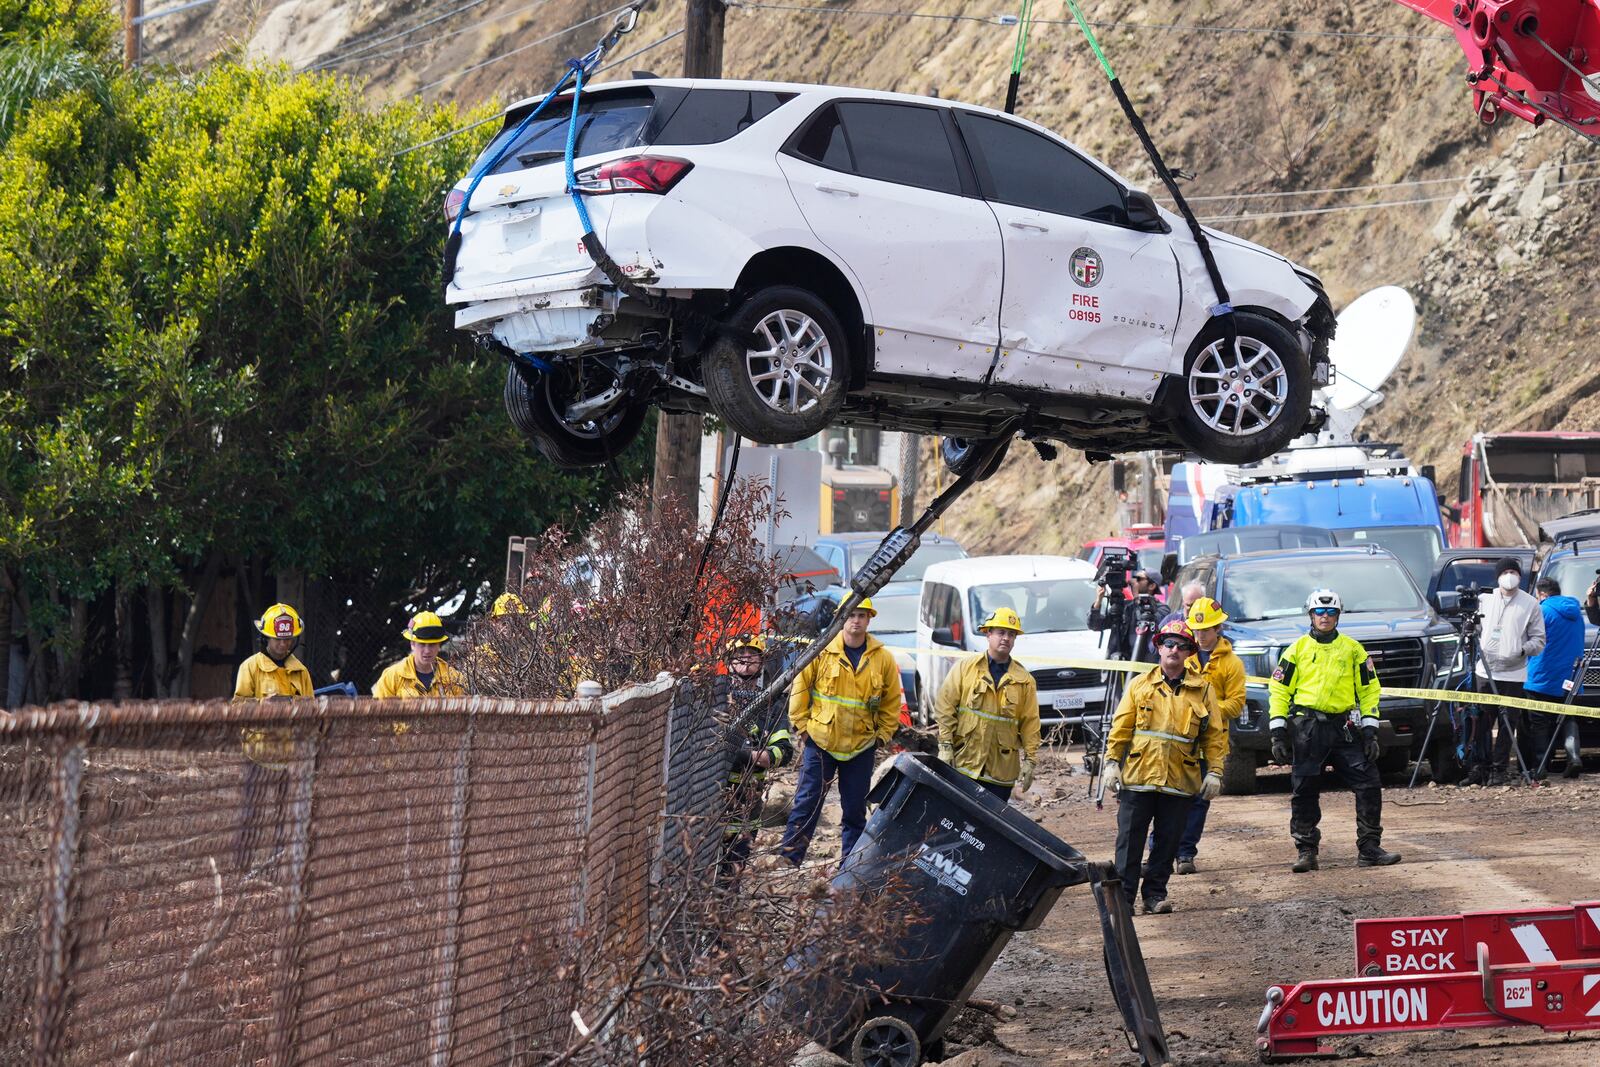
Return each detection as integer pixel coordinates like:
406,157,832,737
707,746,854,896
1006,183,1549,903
444,188,466,222
878,490,891,501
574,156,693,195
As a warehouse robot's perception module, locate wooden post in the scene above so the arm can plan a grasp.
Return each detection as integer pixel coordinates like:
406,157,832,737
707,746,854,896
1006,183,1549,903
651,0,728,515
124,0,142,69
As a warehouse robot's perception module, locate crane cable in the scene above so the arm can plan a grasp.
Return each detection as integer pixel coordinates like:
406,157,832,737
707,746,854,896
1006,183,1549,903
1055,0,1239,339
1003,0,1035,114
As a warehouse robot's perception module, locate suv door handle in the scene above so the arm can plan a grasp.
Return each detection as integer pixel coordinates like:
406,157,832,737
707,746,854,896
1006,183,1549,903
1008,219,1049,232
814,182,859,197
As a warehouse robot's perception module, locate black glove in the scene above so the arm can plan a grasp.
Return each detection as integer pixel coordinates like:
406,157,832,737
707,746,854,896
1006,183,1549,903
1270,730,1291,766
1363,727,1381,762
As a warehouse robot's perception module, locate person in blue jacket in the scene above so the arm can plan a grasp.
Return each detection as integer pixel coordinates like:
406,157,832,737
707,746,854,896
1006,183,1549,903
1523,577,1587,779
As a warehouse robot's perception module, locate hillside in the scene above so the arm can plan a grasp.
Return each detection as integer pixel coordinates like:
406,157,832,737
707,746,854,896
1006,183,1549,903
147,0,1600,554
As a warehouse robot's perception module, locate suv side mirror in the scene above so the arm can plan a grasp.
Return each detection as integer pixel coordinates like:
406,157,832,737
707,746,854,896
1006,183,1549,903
1125,190,1169,233
1160,551,1179,585
932,624,963,647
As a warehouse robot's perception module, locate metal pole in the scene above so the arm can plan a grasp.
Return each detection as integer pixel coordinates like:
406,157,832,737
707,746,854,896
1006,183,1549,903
124,0,142,69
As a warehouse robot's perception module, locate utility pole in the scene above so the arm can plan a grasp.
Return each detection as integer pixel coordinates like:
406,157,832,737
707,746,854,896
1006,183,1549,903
652,0,727,514
124,0,142,69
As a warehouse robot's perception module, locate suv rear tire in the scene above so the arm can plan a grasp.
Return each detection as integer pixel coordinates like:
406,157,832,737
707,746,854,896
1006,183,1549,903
1173,311,1311,464
703,285,849,444
504,364,647,469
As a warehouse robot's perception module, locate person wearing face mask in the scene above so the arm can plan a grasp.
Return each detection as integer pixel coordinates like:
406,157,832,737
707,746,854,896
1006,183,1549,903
1464,558,1546,787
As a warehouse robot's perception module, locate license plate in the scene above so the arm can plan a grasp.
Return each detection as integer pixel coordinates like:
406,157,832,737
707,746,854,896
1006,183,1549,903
1052,693,1085,711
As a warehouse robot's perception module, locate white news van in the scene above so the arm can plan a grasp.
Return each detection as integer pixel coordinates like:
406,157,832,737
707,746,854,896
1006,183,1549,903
916,555,1110,728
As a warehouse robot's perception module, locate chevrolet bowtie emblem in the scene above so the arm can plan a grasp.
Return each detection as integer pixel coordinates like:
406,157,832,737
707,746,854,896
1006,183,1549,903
498,184,519,197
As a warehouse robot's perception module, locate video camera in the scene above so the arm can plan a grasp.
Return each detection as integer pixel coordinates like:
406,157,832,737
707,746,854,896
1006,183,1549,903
1095,545,1135,593
1441,582,1484,619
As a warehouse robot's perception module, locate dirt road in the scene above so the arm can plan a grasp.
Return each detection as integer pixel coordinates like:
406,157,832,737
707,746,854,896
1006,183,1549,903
952,750,1600,1065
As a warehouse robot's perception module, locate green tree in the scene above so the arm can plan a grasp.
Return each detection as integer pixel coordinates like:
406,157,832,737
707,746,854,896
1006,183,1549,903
0,50,647,702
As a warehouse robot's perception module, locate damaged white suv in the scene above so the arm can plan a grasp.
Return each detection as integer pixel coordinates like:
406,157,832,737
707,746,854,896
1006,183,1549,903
445,79,1334,469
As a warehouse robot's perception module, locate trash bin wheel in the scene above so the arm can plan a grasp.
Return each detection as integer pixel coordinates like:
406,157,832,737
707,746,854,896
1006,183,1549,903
850,1016,921,1067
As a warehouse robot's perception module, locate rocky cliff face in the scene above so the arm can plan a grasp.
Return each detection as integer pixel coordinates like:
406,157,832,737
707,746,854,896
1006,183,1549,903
153,0,1599,552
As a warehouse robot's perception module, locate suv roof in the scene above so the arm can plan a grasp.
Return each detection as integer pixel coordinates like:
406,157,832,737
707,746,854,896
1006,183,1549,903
924,554,1096,585
1211,545,1406,566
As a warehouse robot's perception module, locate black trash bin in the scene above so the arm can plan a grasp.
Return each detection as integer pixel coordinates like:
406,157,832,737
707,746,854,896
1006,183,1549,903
779,753,1167,1066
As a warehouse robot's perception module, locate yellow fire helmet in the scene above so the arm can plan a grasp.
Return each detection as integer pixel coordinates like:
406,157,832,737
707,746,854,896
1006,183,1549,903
492,592,527,617
402,611,450,644
846,597,876,618
1186,597,1228,630
725,634,767,656
979,607,1025,634
256,603,304,640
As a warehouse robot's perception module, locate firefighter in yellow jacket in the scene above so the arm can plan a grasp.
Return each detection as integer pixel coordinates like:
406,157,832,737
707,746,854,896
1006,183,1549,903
373,611,467,698
1103,619,1226,914
232,603,312,870
778,598,902,867
935,607,1040,803
1173,597,1247,875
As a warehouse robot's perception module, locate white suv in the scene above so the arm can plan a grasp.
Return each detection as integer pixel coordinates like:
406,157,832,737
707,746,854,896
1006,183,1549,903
445,79,1334,469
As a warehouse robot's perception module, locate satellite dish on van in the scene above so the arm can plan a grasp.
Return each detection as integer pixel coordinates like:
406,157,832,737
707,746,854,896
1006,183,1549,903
1317,286,1416,442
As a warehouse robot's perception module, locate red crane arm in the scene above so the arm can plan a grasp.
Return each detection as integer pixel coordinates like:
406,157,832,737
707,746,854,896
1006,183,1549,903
1396,0,1600,137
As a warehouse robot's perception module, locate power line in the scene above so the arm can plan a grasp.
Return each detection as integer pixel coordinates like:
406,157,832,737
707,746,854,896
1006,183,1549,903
1196,171,1600,223
315,0,563,73
724,3,1456,41
412,4,632,96
1170,158,1600,203
391,27,685,157
307,0,496,70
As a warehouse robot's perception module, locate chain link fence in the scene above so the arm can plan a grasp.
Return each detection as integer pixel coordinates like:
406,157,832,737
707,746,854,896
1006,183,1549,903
0,678,728,1064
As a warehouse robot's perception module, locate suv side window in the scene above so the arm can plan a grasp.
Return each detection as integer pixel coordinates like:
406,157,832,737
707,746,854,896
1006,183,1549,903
654,89,795,145
957,111,1129,225
790,101,963,195
922,582,960,629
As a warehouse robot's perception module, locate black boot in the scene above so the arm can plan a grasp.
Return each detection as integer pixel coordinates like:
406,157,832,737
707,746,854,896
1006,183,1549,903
1358,844,1402,867
1292,848,1319,873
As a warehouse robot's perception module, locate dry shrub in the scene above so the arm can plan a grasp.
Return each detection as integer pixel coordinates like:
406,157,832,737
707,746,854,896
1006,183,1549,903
531,838,922,1066
462,483,785,698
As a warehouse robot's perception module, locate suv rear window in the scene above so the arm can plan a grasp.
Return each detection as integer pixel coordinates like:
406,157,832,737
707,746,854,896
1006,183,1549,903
474,90,655,178
473,88,793,178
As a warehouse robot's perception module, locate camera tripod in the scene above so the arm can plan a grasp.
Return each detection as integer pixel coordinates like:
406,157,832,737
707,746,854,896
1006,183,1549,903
1410,605,1534,788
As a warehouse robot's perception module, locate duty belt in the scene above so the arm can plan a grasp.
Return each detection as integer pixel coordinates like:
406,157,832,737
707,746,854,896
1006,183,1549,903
1290,704,1355,721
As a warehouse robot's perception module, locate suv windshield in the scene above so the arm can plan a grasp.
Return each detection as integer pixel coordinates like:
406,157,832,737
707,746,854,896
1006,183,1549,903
1222,557,1423,622
1542,555,1600,601
867,593,919,634
851,541,964,582
1329,526,1442,588
968,579,1096,634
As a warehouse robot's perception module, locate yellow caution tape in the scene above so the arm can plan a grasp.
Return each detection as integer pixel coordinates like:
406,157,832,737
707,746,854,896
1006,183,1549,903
895,645,1600,720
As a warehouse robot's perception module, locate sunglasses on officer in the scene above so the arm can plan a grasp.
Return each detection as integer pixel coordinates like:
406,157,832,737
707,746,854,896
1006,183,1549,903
1157,638,1195,651
1310,607,1340,617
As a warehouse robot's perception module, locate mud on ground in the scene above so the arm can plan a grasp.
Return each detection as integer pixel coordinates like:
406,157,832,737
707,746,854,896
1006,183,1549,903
782,748,1600,1065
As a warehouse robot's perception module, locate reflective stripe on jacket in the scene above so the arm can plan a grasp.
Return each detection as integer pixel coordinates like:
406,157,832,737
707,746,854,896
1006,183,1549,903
373,655,467,698
1192,638,1247,721
1267,631,1379,725
788,633,902,760
1106,665,1226,797
934,652,1040,786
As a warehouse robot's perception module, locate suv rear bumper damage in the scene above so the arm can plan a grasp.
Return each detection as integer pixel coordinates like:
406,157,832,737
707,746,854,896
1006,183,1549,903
453,285,620,354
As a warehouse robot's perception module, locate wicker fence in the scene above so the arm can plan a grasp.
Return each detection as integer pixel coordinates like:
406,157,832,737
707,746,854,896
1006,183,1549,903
0,676,727,1065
